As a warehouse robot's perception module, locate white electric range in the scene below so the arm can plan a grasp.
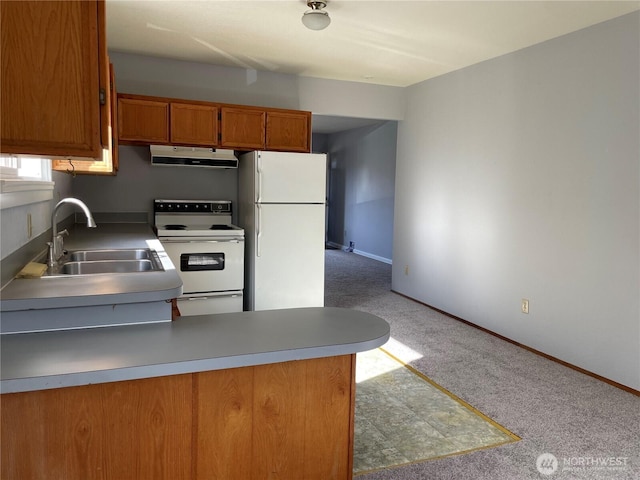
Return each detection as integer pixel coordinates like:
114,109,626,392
155,199,244,316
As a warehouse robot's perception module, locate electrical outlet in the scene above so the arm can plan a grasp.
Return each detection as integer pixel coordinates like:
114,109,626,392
26,213,33,239
404,265,409,275
521,299,529,314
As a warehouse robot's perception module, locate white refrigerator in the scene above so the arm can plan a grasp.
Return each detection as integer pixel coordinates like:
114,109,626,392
238,150,327,311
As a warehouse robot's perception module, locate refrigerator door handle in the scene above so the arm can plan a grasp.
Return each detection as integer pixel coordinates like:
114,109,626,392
256,203,262,257
256,153,262,203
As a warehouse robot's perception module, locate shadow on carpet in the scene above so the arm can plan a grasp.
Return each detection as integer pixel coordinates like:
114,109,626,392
354,348,520,475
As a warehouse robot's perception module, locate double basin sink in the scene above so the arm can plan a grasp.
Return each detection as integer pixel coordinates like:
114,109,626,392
47,248,164,276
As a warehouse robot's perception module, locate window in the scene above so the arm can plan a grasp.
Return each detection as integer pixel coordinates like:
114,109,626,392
0,155,52,181
0,155,54,209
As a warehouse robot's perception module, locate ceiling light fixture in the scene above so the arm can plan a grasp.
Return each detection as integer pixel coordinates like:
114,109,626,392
301,1,331,31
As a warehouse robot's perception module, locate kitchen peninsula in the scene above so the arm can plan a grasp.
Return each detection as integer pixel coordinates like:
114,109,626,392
1,307,390,480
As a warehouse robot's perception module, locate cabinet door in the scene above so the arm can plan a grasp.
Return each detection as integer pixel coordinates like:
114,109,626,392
118,97,169,143
266,111,311,153
170,103,219,146
220,107,265,150
52,62,118,175
1,0,104,158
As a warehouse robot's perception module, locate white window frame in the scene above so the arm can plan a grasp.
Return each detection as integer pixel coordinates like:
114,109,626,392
0,155,54,210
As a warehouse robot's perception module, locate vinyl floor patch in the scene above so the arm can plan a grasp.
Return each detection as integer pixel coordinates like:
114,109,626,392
353,348,520,475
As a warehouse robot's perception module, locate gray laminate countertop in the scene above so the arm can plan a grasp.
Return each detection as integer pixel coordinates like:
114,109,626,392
0,307,390,394
0,223,182,311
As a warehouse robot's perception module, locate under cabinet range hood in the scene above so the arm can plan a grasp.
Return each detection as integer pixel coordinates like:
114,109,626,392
150,145,238,168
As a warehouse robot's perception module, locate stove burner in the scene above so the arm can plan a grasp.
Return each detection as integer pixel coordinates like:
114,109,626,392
164,224,187,230
210,224,234,230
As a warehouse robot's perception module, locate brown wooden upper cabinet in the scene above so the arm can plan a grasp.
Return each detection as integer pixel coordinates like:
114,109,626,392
170,103,219,146
219,107,266,150
118,96,169,144
265,111,311,153
118,94,312,153
0,0,110,159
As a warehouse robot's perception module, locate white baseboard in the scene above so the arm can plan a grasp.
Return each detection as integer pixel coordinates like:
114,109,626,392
353,249,392,265
326,242,392,265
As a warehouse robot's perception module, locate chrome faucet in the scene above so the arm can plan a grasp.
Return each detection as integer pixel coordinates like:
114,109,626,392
48,198,97,267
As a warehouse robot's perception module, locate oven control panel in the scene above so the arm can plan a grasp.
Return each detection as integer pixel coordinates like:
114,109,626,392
154,200,231,214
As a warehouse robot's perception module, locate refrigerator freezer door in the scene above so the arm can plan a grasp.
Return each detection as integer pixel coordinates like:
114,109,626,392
256,151,326,204
250,203,325,311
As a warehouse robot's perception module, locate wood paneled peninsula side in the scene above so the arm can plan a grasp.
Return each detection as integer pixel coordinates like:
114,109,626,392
1,307,390,480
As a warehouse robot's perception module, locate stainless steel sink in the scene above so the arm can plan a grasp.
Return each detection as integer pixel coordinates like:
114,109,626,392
68,249,151,261
45,249,164,276
60,260,158,275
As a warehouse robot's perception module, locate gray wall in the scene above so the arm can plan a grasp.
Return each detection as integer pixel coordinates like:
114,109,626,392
311,133,329,154
326,122,397,263
393,12,640,390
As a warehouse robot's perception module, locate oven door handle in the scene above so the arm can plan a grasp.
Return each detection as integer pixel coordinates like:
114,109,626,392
256,204,262,257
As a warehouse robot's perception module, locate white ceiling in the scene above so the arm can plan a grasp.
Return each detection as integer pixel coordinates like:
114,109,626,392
106,1,639,132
